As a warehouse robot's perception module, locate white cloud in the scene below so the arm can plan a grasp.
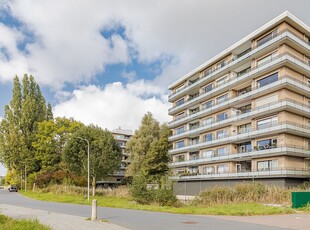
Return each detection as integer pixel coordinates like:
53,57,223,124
53,81,170,131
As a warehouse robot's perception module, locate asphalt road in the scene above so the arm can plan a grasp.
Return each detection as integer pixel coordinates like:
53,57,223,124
0,189,291,230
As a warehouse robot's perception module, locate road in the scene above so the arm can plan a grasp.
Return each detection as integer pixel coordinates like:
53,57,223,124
0,189,294,230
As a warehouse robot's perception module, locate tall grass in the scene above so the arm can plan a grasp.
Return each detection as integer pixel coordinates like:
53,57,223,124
0,214,51,230
193,182,309,206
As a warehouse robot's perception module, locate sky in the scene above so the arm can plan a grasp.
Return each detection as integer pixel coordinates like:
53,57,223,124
0,0,310,176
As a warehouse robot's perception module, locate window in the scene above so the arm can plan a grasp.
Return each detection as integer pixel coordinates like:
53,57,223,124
216,75,228,86
238,123,251,134
204,84,213,93
237,67,251,77
203,117,214,125
237,48,251,58
189,122,199,130
203,166,215,174
176,98,185,106
257,138,277,149
217,94,228,104
257,160,278,171
175,84,185,92
176,126,185,134
257,117,278,129
175,140,185,148
257,72,278,88
257,30,278,47
176,169,186,175
175,112,186,120
202,150,214,158
189,152,199,160
256,94,278,107
217,59,227,69
190,137,199,145
257,51,278,66
203,100,213,109
175,155,185,162
237,142,252,153
202,68,212,77
217,112,228,122
217,130,227,139
189,107,199,115
217,147,228,157
217,164,229,174
204,133,214,142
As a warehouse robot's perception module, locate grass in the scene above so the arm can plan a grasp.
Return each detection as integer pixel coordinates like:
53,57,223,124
0,214,51,230
20,190,300,216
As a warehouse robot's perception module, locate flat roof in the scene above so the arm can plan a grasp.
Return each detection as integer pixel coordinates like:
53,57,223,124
169,11,310,90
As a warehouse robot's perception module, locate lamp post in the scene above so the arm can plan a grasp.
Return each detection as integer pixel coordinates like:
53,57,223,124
76,137,90,202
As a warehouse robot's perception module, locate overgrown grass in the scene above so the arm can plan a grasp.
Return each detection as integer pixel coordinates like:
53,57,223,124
19,183,305,216
0,214,51,230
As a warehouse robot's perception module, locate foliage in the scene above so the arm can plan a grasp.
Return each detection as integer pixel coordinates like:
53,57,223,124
0,214,51,230
193,183,292,206
126,112,160,177
33,117,83,172
63,125,122,181
0,74,50,178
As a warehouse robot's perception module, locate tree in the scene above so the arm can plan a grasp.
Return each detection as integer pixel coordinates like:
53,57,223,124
46,103,54,121
33,117,83,172
126,112,160,176
142,123,172,183
0,74,49,186
63,125,122,193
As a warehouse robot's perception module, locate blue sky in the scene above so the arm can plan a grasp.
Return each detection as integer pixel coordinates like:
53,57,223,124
0,0,310,175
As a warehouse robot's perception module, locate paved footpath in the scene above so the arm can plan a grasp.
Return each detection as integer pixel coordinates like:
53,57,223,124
0,204,128,230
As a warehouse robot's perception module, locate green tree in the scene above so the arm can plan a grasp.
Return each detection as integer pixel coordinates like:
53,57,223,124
126,112,160,176
0,74,49,185
33,117,83,172
142,123,172,183
63,125,122,192
46,103,54,121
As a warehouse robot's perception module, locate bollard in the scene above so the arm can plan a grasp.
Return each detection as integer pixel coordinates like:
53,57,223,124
91,199,97,221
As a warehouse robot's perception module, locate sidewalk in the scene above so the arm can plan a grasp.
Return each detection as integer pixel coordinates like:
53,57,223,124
0,204,129,230
213,213,310,230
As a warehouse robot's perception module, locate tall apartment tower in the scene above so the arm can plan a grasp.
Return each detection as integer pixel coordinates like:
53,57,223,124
111,128,133,181
168,12,310,196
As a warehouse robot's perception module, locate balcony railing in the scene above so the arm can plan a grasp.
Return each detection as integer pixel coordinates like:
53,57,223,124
172,167,310,180
170,96,310,138
170,121,310,154
169,28,310,101
170,145,310,167
169,73,310,127
169,51,310,113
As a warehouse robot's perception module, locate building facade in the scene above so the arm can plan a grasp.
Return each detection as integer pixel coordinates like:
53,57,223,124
111,128,133,181
168,12,310,196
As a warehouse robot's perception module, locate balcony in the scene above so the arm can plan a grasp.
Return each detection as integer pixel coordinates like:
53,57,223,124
169,51,310,115
169,121,310,154
168,28,310,102
169,74,310,128
169,145,310,167
169,97,310,142
171,167,310,180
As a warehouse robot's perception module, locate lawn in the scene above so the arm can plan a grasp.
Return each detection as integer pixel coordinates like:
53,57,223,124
0,214,51,230
20,190,301,216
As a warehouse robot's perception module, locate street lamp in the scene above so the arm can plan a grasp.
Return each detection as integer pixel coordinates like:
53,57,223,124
76,137,90,202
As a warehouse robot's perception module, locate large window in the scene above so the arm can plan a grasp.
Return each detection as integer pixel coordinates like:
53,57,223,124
257,138,277,149
217,59,227,69
175,140,185,148
257,30,278,47
257,51,278,67
257,72,278,88
216,94,228,104
204,100,213,109
188,167,198,174
175,155,185,162
216,75,228,86
176,98,185,106
217,147,228,157
217,164,229,174
201,150,214,158
175,112,186,120
190,137,199,145
176,126,185,134
203,117,214,125
257,117,278,129
257,160,278,171
204,84,213,93
204,133,214,142
238,123,251,134
237,142,252,153
203,166,215,174
217,130,227,139
217,112,228,122
189,152,199,160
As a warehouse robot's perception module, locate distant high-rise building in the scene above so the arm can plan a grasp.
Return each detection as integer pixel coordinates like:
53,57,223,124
168,12,310,195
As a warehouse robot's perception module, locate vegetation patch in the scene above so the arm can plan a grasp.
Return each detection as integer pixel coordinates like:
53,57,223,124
0,214,51,230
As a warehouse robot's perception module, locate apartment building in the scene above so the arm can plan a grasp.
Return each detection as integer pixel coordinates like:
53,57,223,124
111,128,133,181
168,12,310,196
